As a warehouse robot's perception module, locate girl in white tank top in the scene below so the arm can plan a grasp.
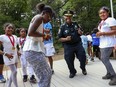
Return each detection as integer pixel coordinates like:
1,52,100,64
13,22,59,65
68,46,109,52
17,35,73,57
23,3,54,87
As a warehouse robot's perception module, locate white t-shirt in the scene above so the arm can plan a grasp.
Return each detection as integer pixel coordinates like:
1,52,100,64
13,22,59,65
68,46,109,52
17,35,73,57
87,35,92,42
81,35,88,45
23,14,44,53
98,17,116,48
17,37,26,53
0,35,18,65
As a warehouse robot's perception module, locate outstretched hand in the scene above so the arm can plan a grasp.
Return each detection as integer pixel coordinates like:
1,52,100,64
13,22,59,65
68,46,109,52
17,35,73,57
77,28,82,35
5,53,13,61
96,32,105,37
66,36,71,41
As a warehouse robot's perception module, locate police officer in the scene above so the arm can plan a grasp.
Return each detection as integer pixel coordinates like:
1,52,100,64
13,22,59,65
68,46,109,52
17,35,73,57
58,10,87,78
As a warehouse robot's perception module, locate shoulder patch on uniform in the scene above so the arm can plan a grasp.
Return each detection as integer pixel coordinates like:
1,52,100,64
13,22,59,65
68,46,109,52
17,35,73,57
58,29,61,34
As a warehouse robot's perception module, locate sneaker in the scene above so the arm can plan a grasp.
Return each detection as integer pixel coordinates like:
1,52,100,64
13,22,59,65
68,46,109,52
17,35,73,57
82,69,87,75
91,58,94,62
109,76,116,85
30,75,37,83
69,73,76,78
0,75,6,83
102,73,112,80
23,75,28,82
52,69,54,74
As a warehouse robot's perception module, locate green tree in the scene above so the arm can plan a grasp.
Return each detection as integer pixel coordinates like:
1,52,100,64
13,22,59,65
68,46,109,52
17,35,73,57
0,0,31,33
60,0,111,33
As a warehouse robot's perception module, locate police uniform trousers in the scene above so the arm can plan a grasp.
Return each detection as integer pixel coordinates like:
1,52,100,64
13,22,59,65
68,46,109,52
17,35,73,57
63,42,86,74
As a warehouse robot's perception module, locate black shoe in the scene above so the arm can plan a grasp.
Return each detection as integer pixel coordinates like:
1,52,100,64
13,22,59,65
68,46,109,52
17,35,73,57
30,75,37,83
69,73,76,78
91,58,94,62
102,73,112,80
82,70,87,75
23,75,28,82
52,69,54,74
109,76,116,85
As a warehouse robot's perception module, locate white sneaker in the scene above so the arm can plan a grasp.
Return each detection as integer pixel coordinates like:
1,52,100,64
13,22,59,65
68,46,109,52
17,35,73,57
0,78,6,83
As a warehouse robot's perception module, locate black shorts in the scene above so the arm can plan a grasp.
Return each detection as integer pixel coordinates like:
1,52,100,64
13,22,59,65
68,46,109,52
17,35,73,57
93,45,100,52
0,54,4,64
0,45,4,64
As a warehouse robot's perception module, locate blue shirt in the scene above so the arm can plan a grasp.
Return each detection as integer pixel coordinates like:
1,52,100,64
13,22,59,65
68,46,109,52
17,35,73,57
44,22,53,44
92,33,99,46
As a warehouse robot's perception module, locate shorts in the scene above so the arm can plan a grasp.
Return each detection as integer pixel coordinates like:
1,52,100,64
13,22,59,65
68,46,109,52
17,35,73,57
0,55,4,64
88,41,92,47
93,45,100,52
44,43,55,57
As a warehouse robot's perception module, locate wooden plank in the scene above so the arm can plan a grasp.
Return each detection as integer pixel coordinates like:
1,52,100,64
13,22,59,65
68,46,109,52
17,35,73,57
0,58,116,87
18,68,33,87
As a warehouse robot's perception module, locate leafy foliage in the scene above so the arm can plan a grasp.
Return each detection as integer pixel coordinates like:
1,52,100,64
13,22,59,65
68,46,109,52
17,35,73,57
0,0,116,50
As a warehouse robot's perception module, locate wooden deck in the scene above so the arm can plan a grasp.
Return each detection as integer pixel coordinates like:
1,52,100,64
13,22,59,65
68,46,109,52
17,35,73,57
1,58,116,87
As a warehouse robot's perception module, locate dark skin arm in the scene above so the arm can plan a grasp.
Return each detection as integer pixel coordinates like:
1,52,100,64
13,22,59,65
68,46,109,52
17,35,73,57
96,26,116,37
59,28,82,42
0,41,13,60
77,28,83,35
59,36,71,42
28,15,51,39
28,16,45,37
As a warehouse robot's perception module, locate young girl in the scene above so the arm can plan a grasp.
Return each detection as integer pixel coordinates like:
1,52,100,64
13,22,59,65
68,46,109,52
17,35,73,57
23,3,54,87
17,28,36,83
44,22,55,74
0,23,18,87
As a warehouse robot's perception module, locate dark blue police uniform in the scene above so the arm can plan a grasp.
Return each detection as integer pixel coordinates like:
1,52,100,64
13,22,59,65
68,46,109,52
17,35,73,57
58,22,87,78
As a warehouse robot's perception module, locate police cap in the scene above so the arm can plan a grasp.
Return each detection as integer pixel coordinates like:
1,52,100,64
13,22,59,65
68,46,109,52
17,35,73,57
63,10,74,17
